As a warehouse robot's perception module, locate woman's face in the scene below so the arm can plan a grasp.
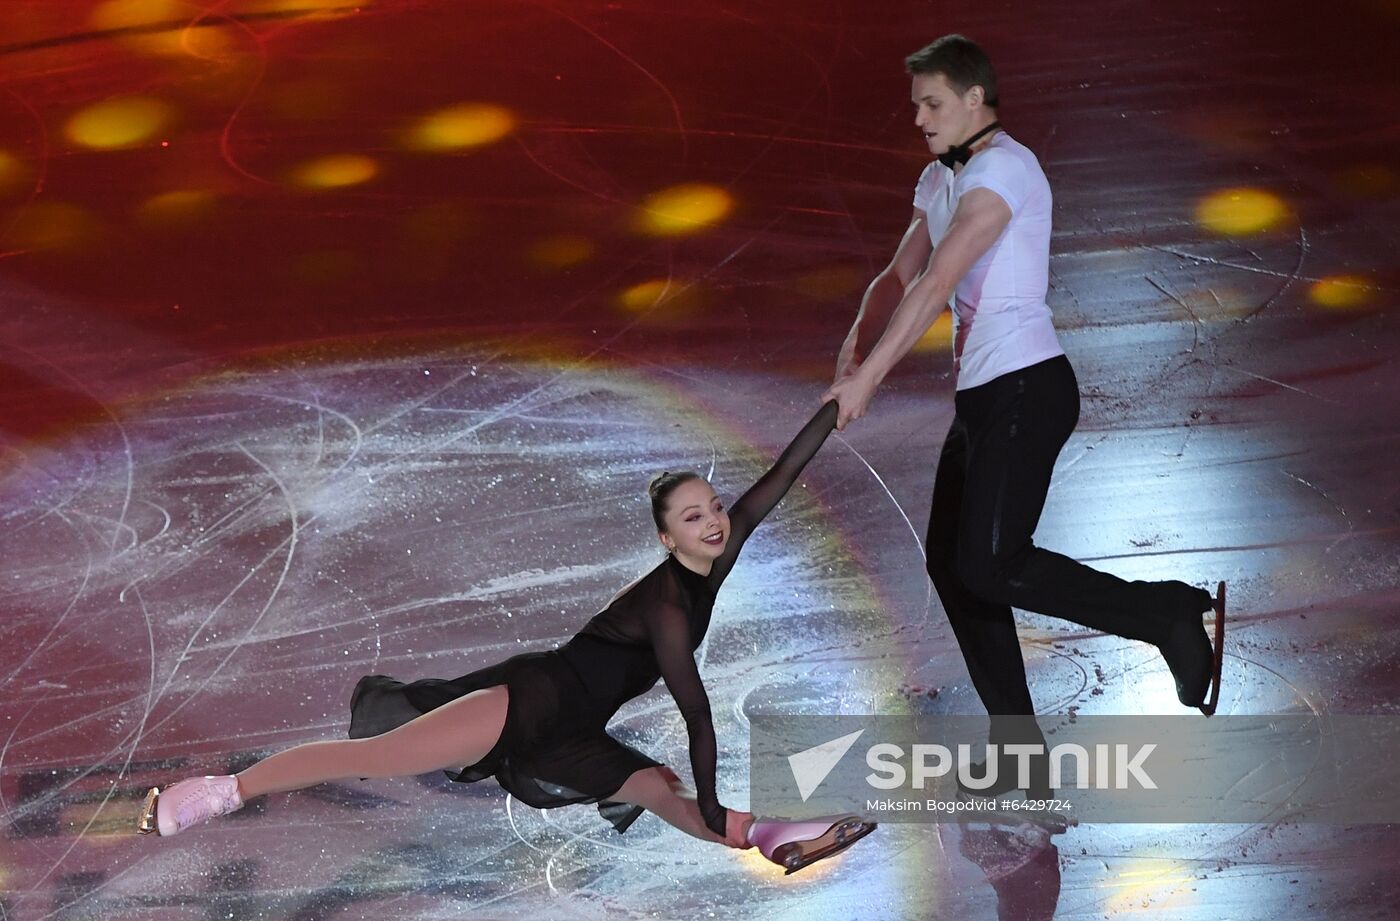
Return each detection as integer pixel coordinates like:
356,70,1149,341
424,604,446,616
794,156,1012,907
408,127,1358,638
658,478,729,565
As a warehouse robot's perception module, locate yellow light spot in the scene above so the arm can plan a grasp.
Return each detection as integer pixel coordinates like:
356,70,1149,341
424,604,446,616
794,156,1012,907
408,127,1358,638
91,0,181,33
529,235,594,269
66,97,172,150
1195,187,1289,236
407,103,516,151
617,278,703,315
290,154,378,190
136,189,217,223
735,841,842,881
636,183,733,236
57,803,135,841
0,149,28,196
89,0,232,58
1310,274,1374,311
913,309,954,352
239,0,367,14
735,847,777,874
619,279,674,311
7,202,94,250
1100,861,1200,914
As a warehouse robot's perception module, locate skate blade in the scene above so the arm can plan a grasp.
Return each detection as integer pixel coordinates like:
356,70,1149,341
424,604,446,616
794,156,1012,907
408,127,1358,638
136,787,160,836
773,819,877,875
1199,581,1226,716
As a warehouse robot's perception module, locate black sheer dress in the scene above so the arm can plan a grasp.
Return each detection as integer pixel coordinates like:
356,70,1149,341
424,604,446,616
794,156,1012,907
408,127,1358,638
349,401,837,836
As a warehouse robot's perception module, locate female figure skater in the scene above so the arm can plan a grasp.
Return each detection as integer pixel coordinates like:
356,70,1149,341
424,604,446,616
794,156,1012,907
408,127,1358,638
137,400,875,874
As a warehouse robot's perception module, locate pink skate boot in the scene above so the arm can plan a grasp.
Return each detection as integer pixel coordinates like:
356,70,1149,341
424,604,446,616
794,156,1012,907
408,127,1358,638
746,814,876,874
136,775,244,837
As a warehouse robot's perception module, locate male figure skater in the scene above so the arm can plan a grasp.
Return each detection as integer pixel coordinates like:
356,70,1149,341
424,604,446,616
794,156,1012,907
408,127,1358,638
822,34,1224,791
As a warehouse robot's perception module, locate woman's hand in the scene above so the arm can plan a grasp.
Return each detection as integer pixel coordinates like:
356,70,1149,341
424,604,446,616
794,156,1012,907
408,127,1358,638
821,367,880,431
725,808,755,849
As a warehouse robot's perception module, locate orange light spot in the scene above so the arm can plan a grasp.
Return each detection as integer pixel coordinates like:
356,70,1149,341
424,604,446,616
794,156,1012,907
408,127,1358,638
913,309,954,352
66,97,172,150
290,154,378,189
0,149,28,196
636,183,734,236
619,279,674,311
617,278,703,315
406,103,516,151
1310,274,1375,311
735,841,842,881
239,0,367,14
89,0,233,58
89,0,182,32
136,189,217,224
1195,187,1289,236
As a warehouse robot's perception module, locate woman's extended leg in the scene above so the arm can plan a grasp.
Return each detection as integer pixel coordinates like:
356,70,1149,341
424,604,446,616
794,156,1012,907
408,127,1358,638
141,685,509,836
238,685,509,797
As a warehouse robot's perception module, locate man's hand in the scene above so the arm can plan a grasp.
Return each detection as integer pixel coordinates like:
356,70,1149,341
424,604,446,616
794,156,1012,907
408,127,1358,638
725,808,755,849
822,367,880,431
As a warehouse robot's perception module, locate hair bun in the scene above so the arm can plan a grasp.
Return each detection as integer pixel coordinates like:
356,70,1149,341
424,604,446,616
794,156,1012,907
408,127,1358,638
647,470,702,529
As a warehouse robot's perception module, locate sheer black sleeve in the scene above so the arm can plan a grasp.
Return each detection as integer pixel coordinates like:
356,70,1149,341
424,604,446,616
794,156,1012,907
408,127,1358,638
643,601,726,837
708,400,838,588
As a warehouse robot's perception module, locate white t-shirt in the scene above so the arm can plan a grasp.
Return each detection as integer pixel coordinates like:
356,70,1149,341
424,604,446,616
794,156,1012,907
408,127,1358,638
912,132,1064,390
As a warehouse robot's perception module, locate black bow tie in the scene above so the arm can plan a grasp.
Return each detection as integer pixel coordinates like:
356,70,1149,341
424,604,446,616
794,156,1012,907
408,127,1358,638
937,121,1001,169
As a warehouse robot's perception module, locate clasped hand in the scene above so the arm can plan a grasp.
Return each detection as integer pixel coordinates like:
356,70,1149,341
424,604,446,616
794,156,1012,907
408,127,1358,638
822,364,879,431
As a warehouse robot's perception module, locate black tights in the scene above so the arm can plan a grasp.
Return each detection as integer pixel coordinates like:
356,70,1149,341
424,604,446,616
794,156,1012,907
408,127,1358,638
926,355,1209,718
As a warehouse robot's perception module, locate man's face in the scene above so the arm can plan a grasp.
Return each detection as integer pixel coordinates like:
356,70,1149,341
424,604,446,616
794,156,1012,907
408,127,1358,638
911,72,979,157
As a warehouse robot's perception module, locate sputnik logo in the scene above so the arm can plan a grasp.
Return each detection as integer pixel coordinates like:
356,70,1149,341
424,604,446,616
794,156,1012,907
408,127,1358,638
788,729,865,801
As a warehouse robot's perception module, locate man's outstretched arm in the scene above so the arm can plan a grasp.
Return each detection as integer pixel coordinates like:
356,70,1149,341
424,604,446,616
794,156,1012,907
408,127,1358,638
834,209,934,383
823,188,1012,429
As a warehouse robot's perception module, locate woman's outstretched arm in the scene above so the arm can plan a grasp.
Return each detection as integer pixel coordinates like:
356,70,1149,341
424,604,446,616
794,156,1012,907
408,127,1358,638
708,400,838,587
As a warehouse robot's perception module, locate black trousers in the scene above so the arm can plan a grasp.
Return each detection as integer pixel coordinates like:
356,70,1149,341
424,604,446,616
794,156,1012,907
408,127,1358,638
926,355,1208,718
